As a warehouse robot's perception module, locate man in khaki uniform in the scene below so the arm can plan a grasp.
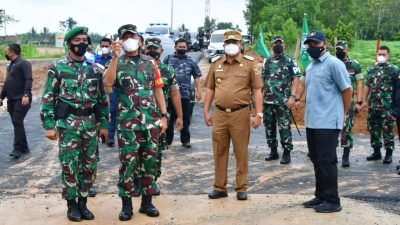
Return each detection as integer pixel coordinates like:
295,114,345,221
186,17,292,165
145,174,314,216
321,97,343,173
203,30,263,201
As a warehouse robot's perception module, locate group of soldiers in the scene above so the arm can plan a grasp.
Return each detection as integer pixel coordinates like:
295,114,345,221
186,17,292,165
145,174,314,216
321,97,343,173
39,24,203,222
263,35,400,171
28,23,400,221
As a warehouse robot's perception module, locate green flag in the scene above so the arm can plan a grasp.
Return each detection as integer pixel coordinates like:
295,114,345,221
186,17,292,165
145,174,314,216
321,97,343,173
253,30,270,58
299,14,311,69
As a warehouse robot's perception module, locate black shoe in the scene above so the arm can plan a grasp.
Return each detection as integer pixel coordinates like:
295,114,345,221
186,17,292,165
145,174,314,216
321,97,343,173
88,187,96,197
119,197,133,221
236,192,248,200
302,197,323,208
67,200,82,222
21,148,30,154
9,150,22,158
132,178,141,197
139,196,160,217
342,148,350,168
396,165,400,175
280,150,291,164
100,135,106,144
78,197,94,220
265,148,279,161
313,201,342,213
366,149,382,161
383,155,392,164
107,141,114,147
208,190,228,199
182,142,191,148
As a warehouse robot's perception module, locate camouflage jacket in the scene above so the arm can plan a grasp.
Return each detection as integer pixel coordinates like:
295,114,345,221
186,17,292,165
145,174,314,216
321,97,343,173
366,62,399,112
342,57,362,95
262,54,300,105
114,54,164,131
158,60,179,107
40,55,109,131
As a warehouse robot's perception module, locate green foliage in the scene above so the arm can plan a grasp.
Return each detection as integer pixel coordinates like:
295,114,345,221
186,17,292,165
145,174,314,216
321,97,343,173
59,17,77,31
275,18,299,54
217,22,234,30
244,0,400,41
0,44,64,60
204,16,217,32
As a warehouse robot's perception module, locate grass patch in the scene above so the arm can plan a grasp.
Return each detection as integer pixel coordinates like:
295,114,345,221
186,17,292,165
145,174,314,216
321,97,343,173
0,44,64,60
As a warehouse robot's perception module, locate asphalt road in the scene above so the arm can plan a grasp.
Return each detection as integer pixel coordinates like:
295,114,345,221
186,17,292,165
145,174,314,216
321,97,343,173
0,52,399,216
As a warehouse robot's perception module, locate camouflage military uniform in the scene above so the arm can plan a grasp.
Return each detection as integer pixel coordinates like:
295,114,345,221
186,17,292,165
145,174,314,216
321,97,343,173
40,55,109,200
366,63,398,152
113,54,164,197
262,54,300,151
156,61,178,179
340,58,362,149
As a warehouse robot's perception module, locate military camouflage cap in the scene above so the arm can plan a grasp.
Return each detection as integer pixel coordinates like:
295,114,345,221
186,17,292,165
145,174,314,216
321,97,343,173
118,24,138,38
224,30,242,42
271,35,284,43
304,31,326,44
145,37,162,49
64,26,89,42
336,40,349,49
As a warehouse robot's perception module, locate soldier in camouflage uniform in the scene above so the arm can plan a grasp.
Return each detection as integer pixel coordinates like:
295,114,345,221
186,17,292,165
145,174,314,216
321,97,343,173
335,40,363,167
40,27,109,222
362,46,398,164
103,24,168,220
263,35,300,164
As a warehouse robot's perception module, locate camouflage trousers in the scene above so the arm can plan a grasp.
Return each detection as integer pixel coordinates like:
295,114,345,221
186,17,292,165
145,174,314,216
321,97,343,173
58,127,98,200
155,133,167,180
340,108,354,149
263,104,293,151
367,110,395,151
117,128,159,198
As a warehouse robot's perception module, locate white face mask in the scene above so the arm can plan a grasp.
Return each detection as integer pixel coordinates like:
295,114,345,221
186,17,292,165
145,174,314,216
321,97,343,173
123,38,139,52
101,47,110,55
377,55,387,64
224,43,240,56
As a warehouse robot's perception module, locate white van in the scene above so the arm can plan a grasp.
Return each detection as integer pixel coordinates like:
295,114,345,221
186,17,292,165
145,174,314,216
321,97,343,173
207,29,232,63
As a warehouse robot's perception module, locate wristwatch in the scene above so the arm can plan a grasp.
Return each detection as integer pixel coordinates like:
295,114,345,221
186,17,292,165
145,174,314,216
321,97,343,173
23,94,29,97
161,113,169,119
256,112,263,118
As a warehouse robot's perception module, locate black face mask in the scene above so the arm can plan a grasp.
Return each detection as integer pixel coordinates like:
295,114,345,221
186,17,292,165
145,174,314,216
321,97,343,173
69,42,88,57
307,46,325,59
147,51,161,60
5,53,10,61
273,45,284,54
176,49,187,55
335,49,346,60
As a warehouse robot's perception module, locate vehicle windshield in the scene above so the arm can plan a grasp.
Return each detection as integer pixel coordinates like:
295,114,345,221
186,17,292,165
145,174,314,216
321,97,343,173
145,26,168,34
211,34,224,43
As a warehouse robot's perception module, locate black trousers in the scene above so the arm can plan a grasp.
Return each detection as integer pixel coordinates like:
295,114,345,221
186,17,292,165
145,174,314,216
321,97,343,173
396,117,400,142
7,99,31,152
306,128,340,205
166,98,191,145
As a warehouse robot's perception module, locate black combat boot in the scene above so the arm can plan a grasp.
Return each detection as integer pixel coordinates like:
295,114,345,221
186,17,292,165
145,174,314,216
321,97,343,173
78,197,94,220
265,147,279,161
366,148,382,161
342,147,350,167
119,197,133,221
132,178,141,197
67,199,82,222
139,195,160,217
383,150,393,164
280,149,291,164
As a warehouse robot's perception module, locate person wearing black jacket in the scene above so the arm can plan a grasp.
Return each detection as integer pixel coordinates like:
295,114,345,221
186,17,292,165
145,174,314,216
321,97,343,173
0,43,33,158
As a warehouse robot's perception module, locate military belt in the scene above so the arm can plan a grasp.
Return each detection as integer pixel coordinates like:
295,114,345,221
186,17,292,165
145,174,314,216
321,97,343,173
69,107,95,116
216,104,248,113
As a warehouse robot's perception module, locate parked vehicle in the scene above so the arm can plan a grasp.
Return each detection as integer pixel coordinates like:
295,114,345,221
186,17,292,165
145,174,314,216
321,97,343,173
207,29,231,63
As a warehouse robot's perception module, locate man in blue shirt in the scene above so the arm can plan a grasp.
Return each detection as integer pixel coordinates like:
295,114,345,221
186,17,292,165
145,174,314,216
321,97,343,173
296,31,352,213
164,38,202,148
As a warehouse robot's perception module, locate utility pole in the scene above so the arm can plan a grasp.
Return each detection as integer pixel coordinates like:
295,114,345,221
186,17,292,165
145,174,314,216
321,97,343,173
171,0,174,29
205,0,210,18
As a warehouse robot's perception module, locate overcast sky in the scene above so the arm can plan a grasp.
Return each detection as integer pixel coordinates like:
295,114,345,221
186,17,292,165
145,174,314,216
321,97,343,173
1,0,248,35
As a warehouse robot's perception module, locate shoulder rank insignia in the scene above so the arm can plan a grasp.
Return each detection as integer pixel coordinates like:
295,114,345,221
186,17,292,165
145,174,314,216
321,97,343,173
243,55,254,61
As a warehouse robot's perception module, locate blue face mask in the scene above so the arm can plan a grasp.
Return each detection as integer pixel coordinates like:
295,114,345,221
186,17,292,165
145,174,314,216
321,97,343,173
69,42,88,56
